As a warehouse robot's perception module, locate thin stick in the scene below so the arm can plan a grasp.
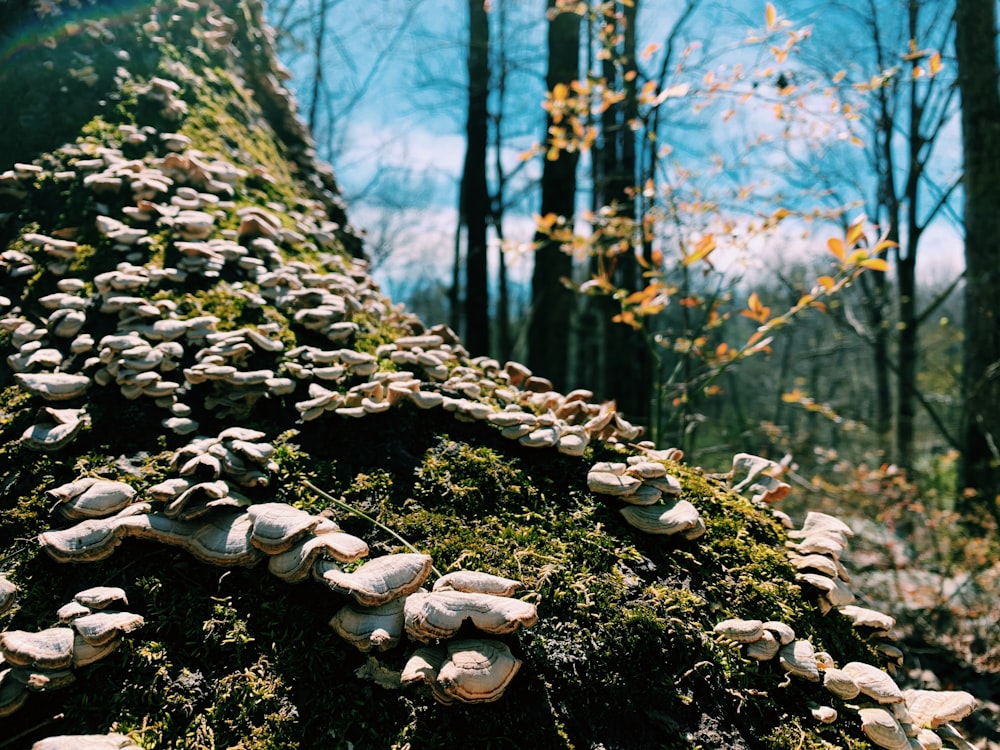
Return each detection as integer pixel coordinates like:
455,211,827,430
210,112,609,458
303,480,442,578
0,713,64,749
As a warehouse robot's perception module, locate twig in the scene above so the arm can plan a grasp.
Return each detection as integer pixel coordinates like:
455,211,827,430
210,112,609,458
303,480,442,578
0,713,64,749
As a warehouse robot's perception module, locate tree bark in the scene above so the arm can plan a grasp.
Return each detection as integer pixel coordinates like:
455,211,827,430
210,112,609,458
527,1,581,386
461,0,491,355
955,0,1000,524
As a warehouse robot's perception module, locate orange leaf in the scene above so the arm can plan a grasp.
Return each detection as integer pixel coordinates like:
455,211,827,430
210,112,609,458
715,342,729,358
765,2,777,29
929,51,942,76
860,257,889,272
846,220,864,247
826,237,846,261
816,275,835,291
683,234,717,266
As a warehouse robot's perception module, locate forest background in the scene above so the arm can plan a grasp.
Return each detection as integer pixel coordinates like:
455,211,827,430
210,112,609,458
268,0,1000,705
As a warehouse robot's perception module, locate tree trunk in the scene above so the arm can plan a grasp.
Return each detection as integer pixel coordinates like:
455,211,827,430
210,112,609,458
597,1,650,425
461,0,491,355
526,1,581,386
955,0,1000,524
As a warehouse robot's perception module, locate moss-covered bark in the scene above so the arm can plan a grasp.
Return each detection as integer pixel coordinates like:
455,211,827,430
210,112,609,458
0,3,903,748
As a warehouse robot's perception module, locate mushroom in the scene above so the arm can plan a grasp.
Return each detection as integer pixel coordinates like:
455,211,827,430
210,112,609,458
745,630,780,661
30,735,141,750
810,704,837,724
839,605,895,635
73,587,128,610
21,406,90,452
432,571,524,598
53,480,136,521
247,502,323,554
619,500,703,538
762,621,795,646
436,639,521,704
267,530,369,583
0,575,16,615
778,640,820,682
858,707,910,750
403,590,538,642
38,517,122,563
186,512,262,567
713,618,764,643
0,628,76,669
0,668,28,717
841,661,904,704
313,553,433,607
822,667,861,700
72,611,145,646
902,689,977,729
72,633,122,668
14,372,91,401
329,597,406,652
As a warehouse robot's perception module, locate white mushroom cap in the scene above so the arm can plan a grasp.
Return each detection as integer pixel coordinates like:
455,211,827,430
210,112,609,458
859,707,910,750
903,689,977,729
842,661,904,704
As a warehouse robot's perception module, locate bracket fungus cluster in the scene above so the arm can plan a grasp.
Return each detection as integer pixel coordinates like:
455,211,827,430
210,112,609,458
586,447,705,539
711,490,980,749
0,0,992,746
0,587,144,719
397,571,536,704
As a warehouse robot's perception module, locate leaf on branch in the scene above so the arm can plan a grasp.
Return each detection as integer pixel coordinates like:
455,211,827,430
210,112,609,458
683,234,716,266
816,275,835,291
929,51,942,76
846,219,865,247
641,43,660,61
859,258,889,272
741,292,771,323
826,237,846,261
766,2,777,30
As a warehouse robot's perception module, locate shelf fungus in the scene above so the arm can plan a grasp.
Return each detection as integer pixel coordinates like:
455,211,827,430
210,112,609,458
50,480,136,521
822,667,861,700
841,661,904,704
329,597,406,652
0,575,16,615
619,499,705,539
247,502,325,554
21,406,90,452
14,372,91,401
437,639,521,704
432,570,523,598
403,590,537,642
903,689,977,729
400,639,521,705
73,587,128,610
30,734,142,750
858,707,910,750
313,553,433,607
713,618,764,644
267,529,369,583
0,628,76,670
839,605,895,636
778,640,820,682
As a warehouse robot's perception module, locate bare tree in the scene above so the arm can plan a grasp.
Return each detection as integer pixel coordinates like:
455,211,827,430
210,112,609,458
527,0,583,386
955,0,1000,524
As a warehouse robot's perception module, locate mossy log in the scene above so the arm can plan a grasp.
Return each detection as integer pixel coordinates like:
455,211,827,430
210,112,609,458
0,2,970,749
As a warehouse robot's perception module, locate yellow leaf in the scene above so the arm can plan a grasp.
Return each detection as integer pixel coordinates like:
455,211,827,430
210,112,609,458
683,234,717,266
816,275,835,291
873,239,898,254
827,237,846,261
766,2,777,29
860,257,889,272
641,43,660,61
832,70,846,83
929,51,942,76
552,82,569,102
846,220,864,247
